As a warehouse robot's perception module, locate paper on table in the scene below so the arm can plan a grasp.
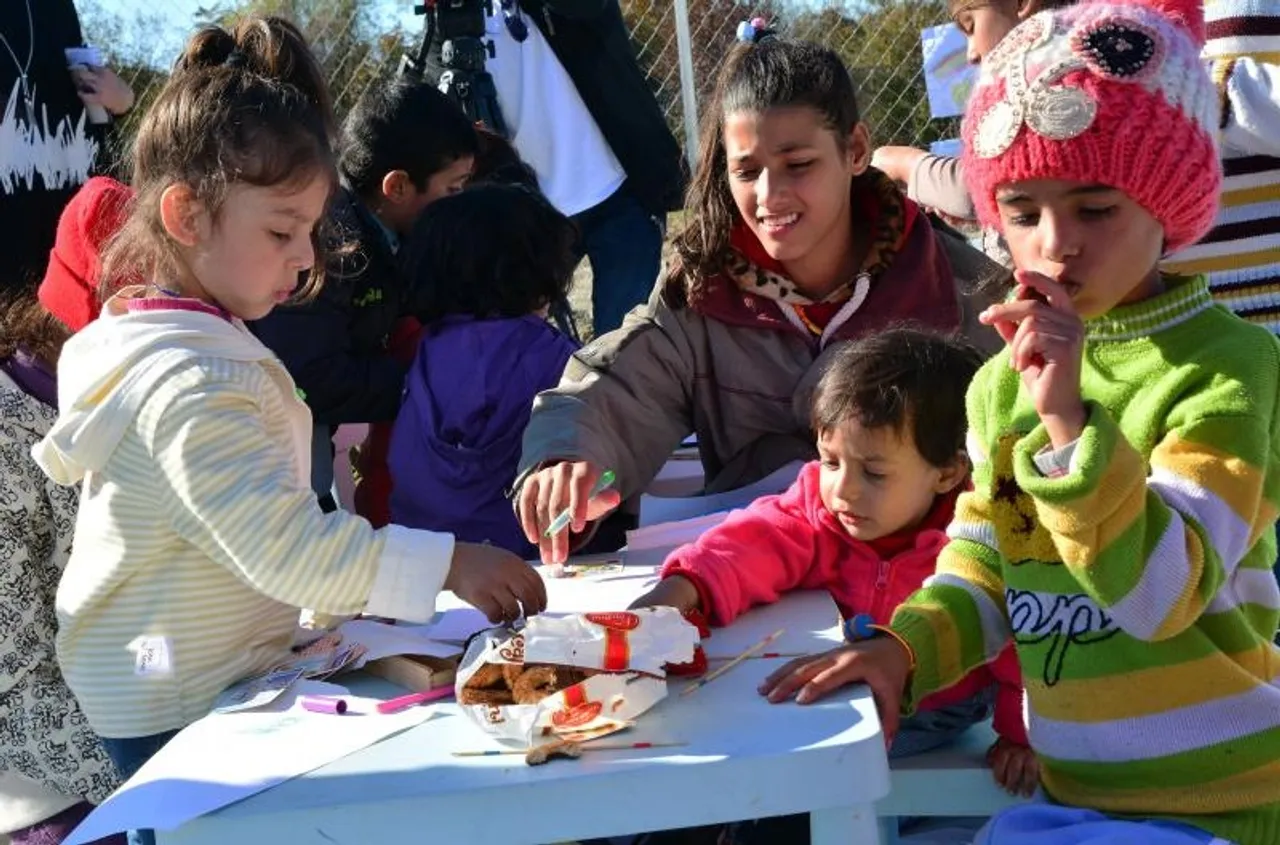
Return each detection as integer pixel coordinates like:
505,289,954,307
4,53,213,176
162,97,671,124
339,619,462,669
623,511,735,567
700,589,843,658
63,681,437,845
639,461,803,527
542,564,659,612
427,562,661,636
413,606,493,644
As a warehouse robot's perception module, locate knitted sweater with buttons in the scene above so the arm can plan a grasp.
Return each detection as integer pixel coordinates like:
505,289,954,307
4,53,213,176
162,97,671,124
891,276,1280,845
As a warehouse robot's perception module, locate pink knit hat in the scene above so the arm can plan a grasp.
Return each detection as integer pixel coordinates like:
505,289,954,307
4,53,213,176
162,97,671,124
961,0,1221,253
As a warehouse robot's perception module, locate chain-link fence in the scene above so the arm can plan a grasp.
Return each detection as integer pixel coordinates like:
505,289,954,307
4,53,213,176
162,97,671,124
81,0,957,164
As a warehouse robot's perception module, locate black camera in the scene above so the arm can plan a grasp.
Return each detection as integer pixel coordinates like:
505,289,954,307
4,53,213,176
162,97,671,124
403,0,508,135
434,0,490,72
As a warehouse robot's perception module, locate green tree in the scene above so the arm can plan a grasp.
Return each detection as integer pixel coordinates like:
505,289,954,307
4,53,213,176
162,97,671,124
619,0,953,152
789,0,954,147
196,0,411,118
77,0,174,168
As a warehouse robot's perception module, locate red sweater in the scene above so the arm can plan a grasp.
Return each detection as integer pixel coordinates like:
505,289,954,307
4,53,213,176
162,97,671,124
661,462,1026,745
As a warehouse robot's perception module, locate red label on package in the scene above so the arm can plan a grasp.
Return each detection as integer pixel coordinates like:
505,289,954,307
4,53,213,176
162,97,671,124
584,612,640,631
552,700,602,729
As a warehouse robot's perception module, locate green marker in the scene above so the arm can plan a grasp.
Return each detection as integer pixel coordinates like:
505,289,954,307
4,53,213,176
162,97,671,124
544,470,616,538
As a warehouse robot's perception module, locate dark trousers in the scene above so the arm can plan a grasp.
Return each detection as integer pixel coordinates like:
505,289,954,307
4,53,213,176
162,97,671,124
573,183,664,337
97,730,180,845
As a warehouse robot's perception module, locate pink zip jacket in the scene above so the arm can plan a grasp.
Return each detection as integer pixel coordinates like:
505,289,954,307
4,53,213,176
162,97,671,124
661,461,1026,744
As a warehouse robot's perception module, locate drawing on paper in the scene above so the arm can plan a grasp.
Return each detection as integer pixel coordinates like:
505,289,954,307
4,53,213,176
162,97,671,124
921,23,978,120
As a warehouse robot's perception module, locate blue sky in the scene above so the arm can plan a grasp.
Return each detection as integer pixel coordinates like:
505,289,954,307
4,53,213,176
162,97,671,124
90,0,428,62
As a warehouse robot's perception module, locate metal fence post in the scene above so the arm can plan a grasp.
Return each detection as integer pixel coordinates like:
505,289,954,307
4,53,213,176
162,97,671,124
672,0,700,172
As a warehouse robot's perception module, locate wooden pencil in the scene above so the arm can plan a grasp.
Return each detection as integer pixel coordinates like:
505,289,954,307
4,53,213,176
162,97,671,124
681,628,786,696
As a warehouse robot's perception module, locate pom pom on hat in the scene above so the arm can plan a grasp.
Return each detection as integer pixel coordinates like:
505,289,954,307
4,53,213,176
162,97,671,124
960,0,1221,254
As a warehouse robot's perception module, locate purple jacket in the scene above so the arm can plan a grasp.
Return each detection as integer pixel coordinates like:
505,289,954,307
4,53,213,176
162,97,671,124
389,314,577,557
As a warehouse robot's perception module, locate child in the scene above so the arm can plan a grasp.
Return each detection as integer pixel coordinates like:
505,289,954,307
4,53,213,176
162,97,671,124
388,184,579,558
353,126,552,528
632,328,1031,780
872,0,1076,267
517,31,1008,566
761,0,1280,841
31,15,546,810
249,77,479,511
1,282,122,845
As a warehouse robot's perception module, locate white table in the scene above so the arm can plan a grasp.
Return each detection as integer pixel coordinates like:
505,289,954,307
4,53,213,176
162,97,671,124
160,582,892,845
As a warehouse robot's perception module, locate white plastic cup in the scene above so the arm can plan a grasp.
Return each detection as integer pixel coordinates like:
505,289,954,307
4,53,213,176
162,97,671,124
65,46,110,125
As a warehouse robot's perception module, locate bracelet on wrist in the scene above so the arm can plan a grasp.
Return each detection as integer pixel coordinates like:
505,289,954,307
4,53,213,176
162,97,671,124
841,613,918,672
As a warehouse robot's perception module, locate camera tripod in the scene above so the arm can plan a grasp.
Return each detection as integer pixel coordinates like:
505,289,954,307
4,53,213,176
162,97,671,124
403,0,509,137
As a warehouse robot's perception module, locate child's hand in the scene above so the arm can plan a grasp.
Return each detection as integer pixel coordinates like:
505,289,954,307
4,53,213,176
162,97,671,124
986,736,1039,797
979,270,1087,448
445,542,548,623
871,145,926,185
758,638,913,738
517,461,622,565
628,575,701,613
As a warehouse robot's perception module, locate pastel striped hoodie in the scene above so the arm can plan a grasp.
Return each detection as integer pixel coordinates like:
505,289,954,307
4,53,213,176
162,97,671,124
33,293,455,738
891,276,1280,845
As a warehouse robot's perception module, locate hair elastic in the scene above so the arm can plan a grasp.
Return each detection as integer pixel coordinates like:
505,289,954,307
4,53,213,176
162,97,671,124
735,17,776,44
224,48,249,69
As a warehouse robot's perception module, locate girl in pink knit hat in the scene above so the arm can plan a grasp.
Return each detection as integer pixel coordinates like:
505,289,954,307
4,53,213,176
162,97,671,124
759,0,1280,840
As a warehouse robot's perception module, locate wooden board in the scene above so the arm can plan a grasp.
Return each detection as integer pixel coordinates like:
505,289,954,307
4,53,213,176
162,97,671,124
365,653,458,692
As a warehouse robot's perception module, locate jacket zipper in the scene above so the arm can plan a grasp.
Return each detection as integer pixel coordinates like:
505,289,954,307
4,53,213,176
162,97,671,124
871,557,891,620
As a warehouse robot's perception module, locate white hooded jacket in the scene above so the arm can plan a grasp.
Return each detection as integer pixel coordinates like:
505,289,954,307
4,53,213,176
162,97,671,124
34,294,452,737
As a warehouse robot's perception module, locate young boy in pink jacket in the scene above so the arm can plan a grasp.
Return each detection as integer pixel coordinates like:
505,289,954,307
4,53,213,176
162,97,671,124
633,327,1032,793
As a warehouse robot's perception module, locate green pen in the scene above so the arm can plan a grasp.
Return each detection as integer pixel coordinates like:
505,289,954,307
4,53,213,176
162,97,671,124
544,470,617,538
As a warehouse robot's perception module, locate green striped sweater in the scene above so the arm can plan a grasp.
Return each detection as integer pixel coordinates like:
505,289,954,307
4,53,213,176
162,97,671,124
892,276,1280,845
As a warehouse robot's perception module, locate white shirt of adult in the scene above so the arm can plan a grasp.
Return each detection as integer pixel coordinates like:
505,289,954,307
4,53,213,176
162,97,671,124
482,6,626,217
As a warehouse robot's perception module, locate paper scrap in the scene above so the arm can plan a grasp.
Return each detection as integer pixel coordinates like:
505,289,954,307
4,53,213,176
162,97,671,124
338,618,463,667
211,668,306,714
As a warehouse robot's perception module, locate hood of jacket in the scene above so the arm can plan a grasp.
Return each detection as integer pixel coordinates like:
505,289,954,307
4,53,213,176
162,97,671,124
33,291,280,485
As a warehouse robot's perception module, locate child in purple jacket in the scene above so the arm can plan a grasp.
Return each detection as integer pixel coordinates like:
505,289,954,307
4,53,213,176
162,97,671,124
388,184,579,557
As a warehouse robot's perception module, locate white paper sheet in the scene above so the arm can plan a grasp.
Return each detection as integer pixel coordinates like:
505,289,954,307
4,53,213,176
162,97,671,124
338,619,462,668
541,564,660,612
428,563,661,632
622,511,735,567
412,606,493,643
638,461,803,527
64,681,437,844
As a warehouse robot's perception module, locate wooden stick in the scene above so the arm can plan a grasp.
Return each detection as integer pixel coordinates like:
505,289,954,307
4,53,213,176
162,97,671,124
705,651,803,661
452,741,687,757
681,628,785,696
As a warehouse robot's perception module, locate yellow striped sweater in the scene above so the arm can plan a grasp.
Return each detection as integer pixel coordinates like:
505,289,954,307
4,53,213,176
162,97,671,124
891,277,1280,845
33,296,454,738
1164,0,1280,333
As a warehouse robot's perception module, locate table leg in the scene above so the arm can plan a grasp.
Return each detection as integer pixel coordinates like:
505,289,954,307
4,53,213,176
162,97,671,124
810,804,883,845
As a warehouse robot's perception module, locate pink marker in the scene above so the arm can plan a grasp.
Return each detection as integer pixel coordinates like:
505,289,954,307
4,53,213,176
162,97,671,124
375,686,455,715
